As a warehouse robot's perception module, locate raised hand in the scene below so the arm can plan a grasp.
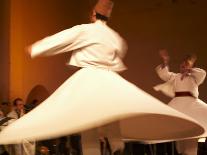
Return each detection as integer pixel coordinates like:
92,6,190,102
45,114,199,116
159,49,170,65
186,54,197,67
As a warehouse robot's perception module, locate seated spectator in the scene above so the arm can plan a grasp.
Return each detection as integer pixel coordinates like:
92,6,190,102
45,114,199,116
6,98,35,155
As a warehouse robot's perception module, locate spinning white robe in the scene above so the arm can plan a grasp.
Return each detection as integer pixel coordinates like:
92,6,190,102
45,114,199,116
154,65,207,155
0,20,204,144
155,65,207,138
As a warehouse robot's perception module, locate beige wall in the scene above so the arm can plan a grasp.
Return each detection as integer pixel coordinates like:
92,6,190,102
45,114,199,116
8,0,207,103
9,0,84,101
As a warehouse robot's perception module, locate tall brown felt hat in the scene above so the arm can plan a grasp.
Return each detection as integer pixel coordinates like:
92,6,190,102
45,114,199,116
94,0,114,17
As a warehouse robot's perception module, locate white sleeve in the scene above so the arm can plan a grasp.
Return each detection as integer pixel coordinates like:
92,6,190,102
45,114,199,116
119,38,128,59
155,65,176,82
30,25,84,58
191,68,206,85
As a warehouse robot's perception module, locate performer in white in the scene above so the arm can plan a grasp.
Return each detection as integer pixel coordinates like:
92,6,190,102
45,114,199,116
154,49,207,155
0,1,205,155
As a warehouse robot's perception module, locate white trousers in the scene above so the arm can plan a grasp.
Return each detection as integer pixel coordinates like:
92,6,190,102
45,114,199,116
81,122,124,155
176,139,198,155
82,129,101,155
6,141,35,155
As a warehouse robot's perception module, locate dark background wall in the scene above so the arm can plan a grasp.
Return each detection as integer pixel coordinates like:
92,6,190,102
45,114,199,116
2,0,207,103
0,0,10,102
110,0,207,103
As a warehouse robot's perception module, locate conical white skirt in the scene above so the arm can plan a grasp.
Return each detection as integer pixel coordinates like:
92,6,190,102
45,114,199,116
169,96,207,138
0,68,204,144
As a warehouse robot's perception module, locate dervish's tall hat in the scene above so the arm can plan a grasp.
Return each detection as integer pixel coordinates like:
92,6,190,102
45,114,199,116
94,0,114,17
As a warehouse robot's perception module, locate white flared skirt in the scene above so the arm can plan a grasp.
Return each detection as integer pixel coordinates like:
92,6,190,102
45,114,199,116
169,96,207,138
0,68,204,144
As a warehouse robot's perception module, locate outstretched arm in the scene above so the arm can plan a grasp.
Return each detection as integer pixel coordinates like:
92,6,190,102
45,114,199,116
28,25,84,58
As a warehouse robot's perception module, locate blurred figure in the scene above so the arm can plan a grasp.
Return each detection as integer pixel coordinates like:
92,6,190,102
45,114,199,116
0,102,10,116
0,110,4,118
0,109,9,155
29,0,127,154
7,98,24,121
154,49,207,155
0,1,205,155
6,98,35,155
24,99,39,113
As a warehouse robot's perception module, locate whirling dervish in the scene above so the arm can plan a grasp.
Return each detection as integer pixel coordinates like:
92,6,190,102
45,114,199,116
0,1,204,155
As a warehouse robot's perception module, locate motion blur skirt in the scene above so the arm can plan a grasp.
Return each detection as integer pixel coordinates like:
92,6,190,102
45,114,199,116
0,68,204,144
169,96,207,138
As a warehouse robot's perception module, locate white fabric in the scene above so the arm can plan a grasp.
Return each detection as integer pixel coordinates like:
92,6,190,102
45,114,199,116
0,68,204,144
154,65,207,155
98,122,124,153
169,97,207,138
154,65,176,97
154,65,207,137
30,20,127,72
176,139,198,155
198,138,206,142
154,79,175,98
154,65,206,98
4,110,35,155
81,129,101,155
169,97,207,155
0,21,205,151
82,119,124,155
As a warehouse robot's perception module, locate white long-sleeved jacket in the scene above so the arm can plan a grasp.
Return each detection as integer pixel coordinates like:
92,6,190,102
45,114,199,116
30,20,128,72
154,65,206,98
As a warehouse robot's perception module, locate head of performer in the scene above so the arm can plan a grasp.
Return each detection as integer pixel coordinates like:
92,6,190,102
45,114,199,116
90,0,114,23
180,53,197,73
13,98,24,112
